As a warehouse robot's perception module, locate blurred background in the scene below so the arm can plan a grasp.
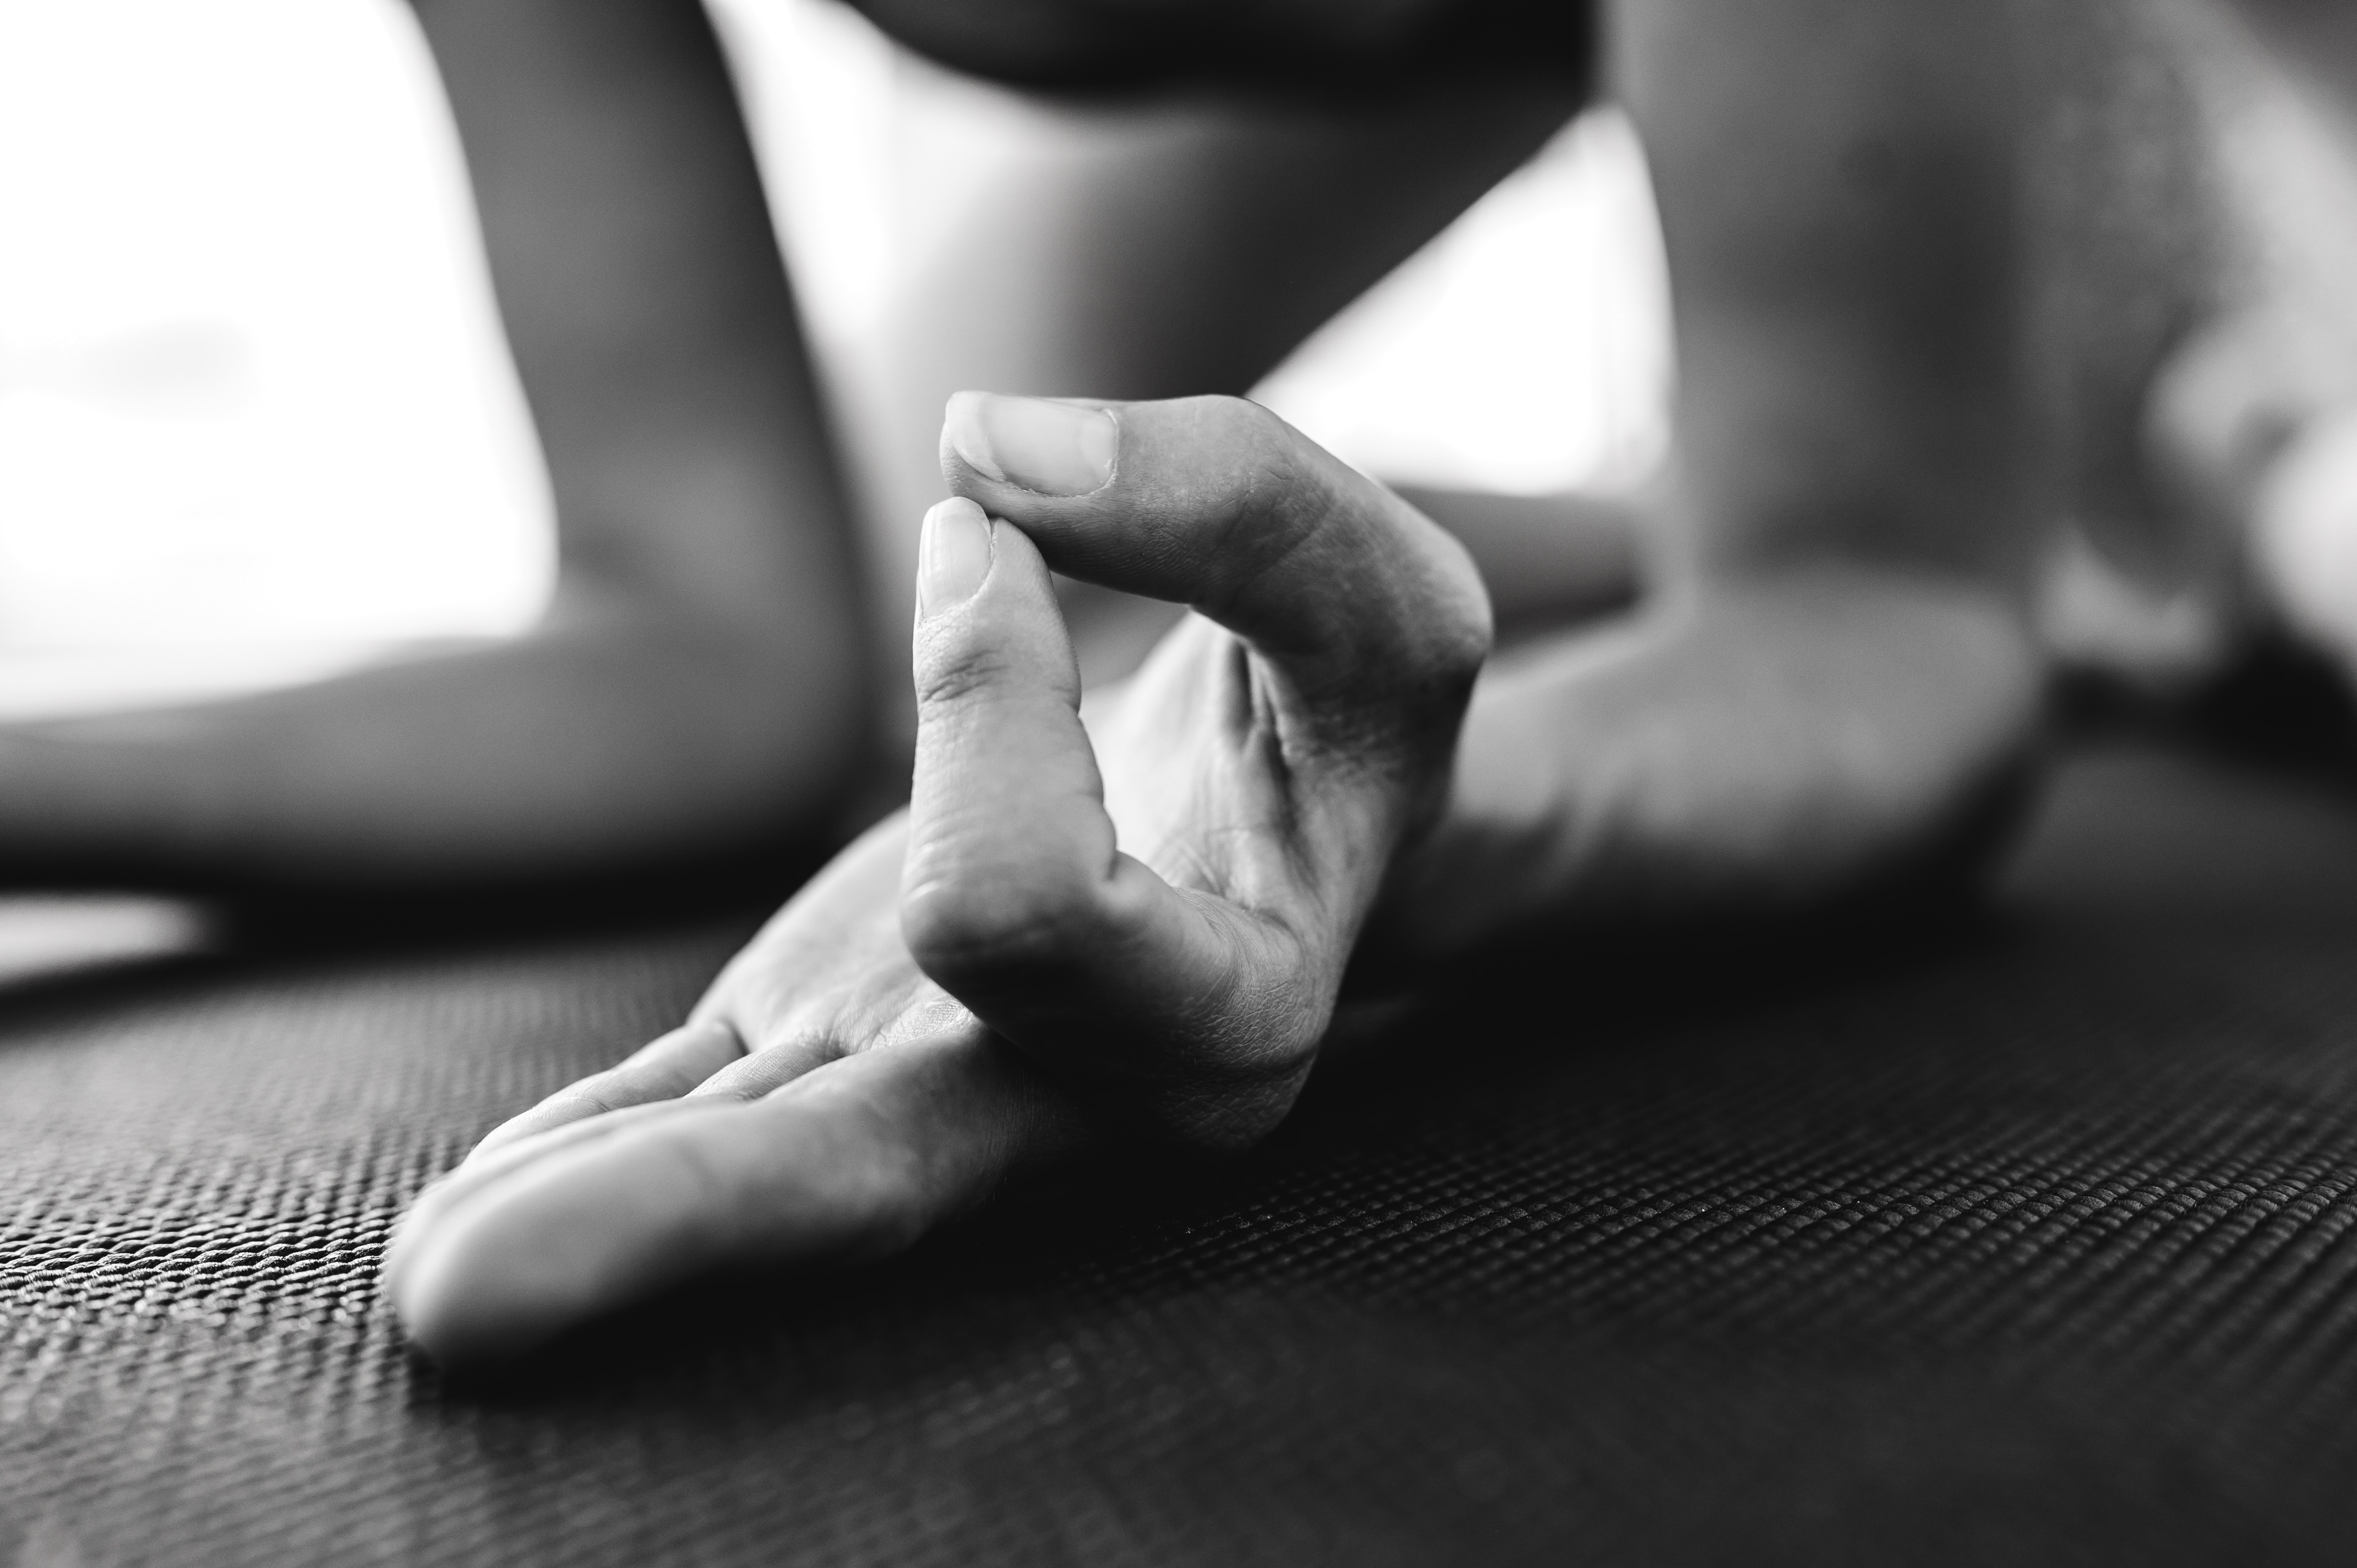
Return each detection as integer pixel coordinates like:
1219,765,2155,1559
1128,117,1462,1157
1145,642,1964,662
0,0,1670,720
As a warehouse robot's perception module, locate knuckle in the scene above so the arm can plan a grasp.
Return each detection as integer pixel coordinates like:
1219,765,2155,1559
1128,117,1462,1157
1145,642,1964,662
1210,393,1292,450
1355,549,1494,710
912,638,1016,712
1183,391,1279,442
899,859,1113,994
1193,396,1316,516
1430,560,1498,669
1413,601,1495,695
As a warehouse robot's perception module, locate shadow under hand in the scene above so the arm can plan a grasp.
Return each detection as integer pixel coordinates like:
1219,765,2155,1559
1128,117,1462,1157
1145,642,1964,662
429,888,1997,1403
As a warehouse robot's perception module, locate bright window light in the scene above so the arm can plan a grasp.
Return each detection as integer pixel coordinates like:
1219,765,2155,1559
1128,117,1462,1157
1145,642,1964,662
0,0,553,715
0,0,1665,717
1252,108,1672,497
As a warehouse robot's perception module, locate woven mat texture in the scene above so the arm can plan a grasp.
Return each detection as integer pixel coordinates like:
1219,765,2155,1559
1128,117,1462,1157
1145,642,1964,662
4,748,2357,1567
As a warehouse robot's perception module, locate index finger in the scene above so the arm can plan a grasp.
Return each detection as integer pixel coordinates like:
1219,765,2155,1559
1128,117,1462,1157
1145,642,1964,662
941,392,1491,729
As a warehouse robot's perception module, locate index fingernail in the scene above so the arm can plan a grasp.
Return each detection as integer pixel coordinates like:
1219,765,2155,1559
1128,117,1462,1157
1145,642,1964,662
947,392,1117,496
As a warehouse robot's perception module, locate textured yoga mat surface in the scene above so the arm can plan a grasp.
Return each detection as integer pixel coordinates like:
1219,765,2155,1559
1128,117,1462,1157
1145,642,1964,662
3,747,2356,1566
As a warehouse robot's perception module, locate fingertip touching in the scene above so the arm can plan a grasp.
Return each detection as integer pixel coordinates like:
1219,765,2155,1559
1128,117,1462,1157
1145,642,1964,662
940,390,1492,742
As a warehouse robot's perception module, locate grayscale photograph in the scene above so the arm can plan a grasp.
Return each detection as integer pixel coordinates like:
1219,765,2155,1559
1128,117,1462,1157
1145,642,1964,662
1,0,2355,1563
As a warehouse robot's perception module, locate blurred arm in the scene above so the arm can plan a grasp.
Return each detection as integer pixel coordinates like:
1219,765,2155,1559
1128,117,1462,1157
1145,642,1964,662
1376,0,2053,960
0,0,870,889
1631,0,2038,584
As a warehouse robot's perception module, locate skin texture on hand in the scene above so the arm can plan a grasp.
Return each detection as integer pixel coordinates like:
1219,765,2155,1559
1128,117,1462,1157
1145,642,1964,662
386,394,1490,1367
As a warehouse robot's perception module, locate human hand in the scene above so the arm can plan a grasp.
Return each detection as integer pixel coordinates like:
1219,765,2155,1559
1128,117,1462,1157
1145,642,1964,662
386,394,1489,1365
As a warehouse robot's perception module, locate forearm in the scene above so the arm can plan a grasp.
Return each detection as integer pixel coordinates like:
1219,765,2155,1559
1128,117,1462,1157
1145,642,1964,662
0,0,878,891
412,0,864,635
0,597,865,890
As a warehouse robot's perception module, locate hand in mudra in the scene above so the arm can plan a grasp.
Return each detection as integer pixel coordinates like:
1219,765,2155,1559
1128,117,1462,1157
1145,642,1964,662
387,393,1489,1365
